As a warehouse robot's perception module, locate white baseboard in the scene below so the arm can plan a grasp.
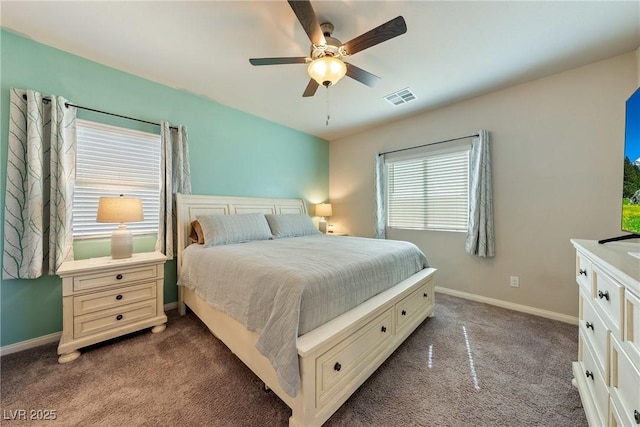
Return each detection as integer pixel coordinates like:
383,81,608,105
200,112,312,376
0,332,61,357
1,302,179,357
435,286,578,325
164,301,178,311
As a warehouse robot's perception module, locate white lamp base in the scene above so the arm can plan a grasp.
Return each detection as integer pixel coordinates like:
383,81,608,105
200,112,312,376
319,219,327,234
111,224,133,259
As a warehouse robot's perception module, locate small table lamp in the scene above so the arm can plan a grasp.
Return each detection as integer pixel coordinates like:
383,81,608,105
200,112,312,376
315,203,332,234
97,195,144,259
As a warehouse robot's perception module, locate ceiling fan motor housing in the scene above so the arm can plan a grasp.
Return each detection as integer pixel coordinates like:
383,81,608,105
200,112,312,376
311,22,345,60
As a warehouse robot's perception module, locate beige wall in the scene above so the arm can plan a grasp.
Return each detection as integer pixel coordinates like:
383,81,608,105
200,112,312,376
637,47,640,84
329,52,638,318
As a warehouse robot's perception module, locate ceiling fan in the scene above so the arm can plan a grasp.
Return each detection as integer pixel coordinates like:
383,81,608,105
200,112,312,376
249,0,407,97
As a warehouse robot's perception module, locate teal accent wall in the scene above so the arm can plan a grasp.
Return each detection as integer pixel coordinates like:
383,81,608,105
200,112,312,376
0,30,329,347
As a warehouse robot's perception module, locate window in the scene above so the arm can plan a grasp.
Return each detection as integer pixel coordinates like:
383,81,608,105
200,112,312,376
386,147,469,232
73,119,161,238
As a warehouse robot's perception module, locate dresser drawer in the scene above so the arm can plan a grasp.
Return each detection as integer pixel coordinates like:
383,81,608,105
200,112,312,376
396,280,431,331
579,330,609,426
593,267,625,338
580,288,610,381
576,251,593,295
73,282,157,316
625,290,640,367
316,308,394,408
73,300,157,339
610,335,640,427
73,264,160,292
609,394,625,427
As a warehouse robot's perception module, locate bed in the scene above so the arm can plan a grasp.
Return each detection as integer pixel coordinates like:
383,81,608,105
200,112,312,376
176,194,436,426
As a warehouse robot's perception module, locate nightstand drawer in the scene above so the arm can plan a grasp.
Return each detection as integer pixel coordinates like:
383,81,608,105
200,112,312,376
73,264,159,292
73,300,157,339
73,282,157,316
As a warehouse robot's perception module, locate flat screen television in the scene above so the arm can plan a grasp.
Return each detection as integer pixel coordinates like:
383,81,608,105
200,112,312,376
600,86,640,244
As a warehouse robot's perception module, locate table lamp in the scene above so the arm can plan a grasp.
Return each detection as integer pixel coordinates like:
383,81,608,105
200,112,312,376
97,195,144,259
315,203,332,234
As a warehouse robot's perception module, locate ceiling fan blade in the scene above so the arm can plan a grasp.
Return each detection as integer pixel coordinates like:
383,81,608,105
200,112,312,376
287,0,326,46
343,16,407,56
345,63,381,87
249,57,308,66
302,79,319,97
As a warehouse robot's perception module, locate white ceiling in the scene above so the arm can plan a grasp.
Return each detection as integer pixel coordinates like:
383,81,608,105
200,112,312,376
2,1,639,141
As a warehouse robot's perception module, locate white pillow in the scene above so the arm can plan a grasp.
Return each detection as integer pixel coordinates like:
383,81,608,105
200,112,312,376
197,213,272,247
265,214,320,239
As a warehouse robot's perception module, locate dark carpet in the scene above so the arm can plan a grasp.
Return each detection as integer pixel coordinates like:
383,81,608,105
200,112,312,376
0,294,587,426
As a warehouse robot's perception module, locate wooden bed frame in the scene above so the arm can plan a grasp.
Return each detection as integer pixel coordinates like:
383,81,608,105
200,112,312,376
176,194,436,426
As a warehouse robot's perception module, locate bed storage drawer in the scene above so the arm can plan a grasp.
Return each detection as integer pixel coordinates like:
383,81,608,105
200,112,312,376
73,264,160,292
73,300,157,339
315,308,394,408
396,280,431,332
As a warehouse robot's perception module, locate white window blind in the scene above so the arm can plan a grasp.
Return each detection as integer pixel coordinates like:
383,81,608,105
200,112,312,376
387,147,469,232
73,119,161,238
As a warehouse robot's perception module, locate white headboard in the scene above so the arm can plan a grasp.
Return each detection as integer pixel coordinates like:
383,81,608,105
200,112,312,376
175,193,308,272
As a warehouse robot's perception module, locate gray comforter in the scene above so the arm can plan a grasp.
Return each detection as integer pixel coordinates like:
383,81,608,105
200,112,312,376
178,235,429,397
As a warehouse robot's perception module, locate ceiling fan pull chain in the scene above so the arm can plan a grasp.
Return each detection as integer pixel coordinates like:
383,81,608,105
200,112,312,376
326,86,330,126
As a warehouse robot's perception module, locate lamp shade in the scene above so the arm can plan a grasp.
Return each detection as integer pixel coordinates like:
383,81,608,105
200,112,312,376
97,196,144,223
307,57,347,87
315,203,333,217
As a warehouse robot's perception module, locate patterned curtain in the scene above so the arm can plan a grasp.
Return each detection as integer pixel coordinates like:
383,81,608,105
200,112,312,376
155,122,192,259
374,153,387,239
2,89,76,279
465,130,495,257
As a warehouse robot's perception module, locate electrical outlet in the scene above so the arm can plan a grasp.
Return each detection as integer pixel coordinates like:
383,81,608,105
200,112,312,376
510,276,520,288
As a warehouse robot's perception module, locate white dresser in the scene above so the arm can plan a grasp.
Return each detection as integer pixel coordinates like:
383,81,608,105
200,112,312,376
56,251,168,363
571,239,640,426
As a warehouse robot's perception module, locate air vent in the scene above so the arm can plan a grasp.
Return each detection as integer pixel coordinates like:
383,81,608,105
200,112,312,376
384,88,417,106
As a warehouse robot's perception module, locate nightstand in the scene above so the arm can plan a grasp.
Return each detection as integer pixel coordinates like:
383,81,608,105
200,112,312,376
56,251,168,363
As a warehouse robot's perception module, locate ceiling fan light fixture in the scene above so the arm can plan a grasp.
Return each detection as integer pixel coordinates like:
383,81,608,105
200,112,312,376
308,56,347,87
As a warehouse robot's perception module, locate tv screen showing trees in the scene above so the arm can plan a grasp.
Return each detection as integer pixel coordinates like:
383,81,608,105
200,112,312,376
623,87,640,234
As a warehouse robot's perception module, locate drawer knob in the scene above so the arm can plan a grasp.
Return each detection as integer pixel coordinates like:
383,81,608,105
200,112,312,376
585,321,594,331
634,409,640,424
579,269,587,277
116,294,123,301
116,274,123,280
585,370,594,380
116,314,123,321
381,326,387,333
401,310,407,316
598,290,610,301
334,362,341,372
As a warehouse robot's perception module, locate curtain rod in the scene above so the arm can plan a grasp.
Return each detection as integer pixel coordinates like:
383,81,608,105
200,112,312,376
22,94,177,130
378,133,479,157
